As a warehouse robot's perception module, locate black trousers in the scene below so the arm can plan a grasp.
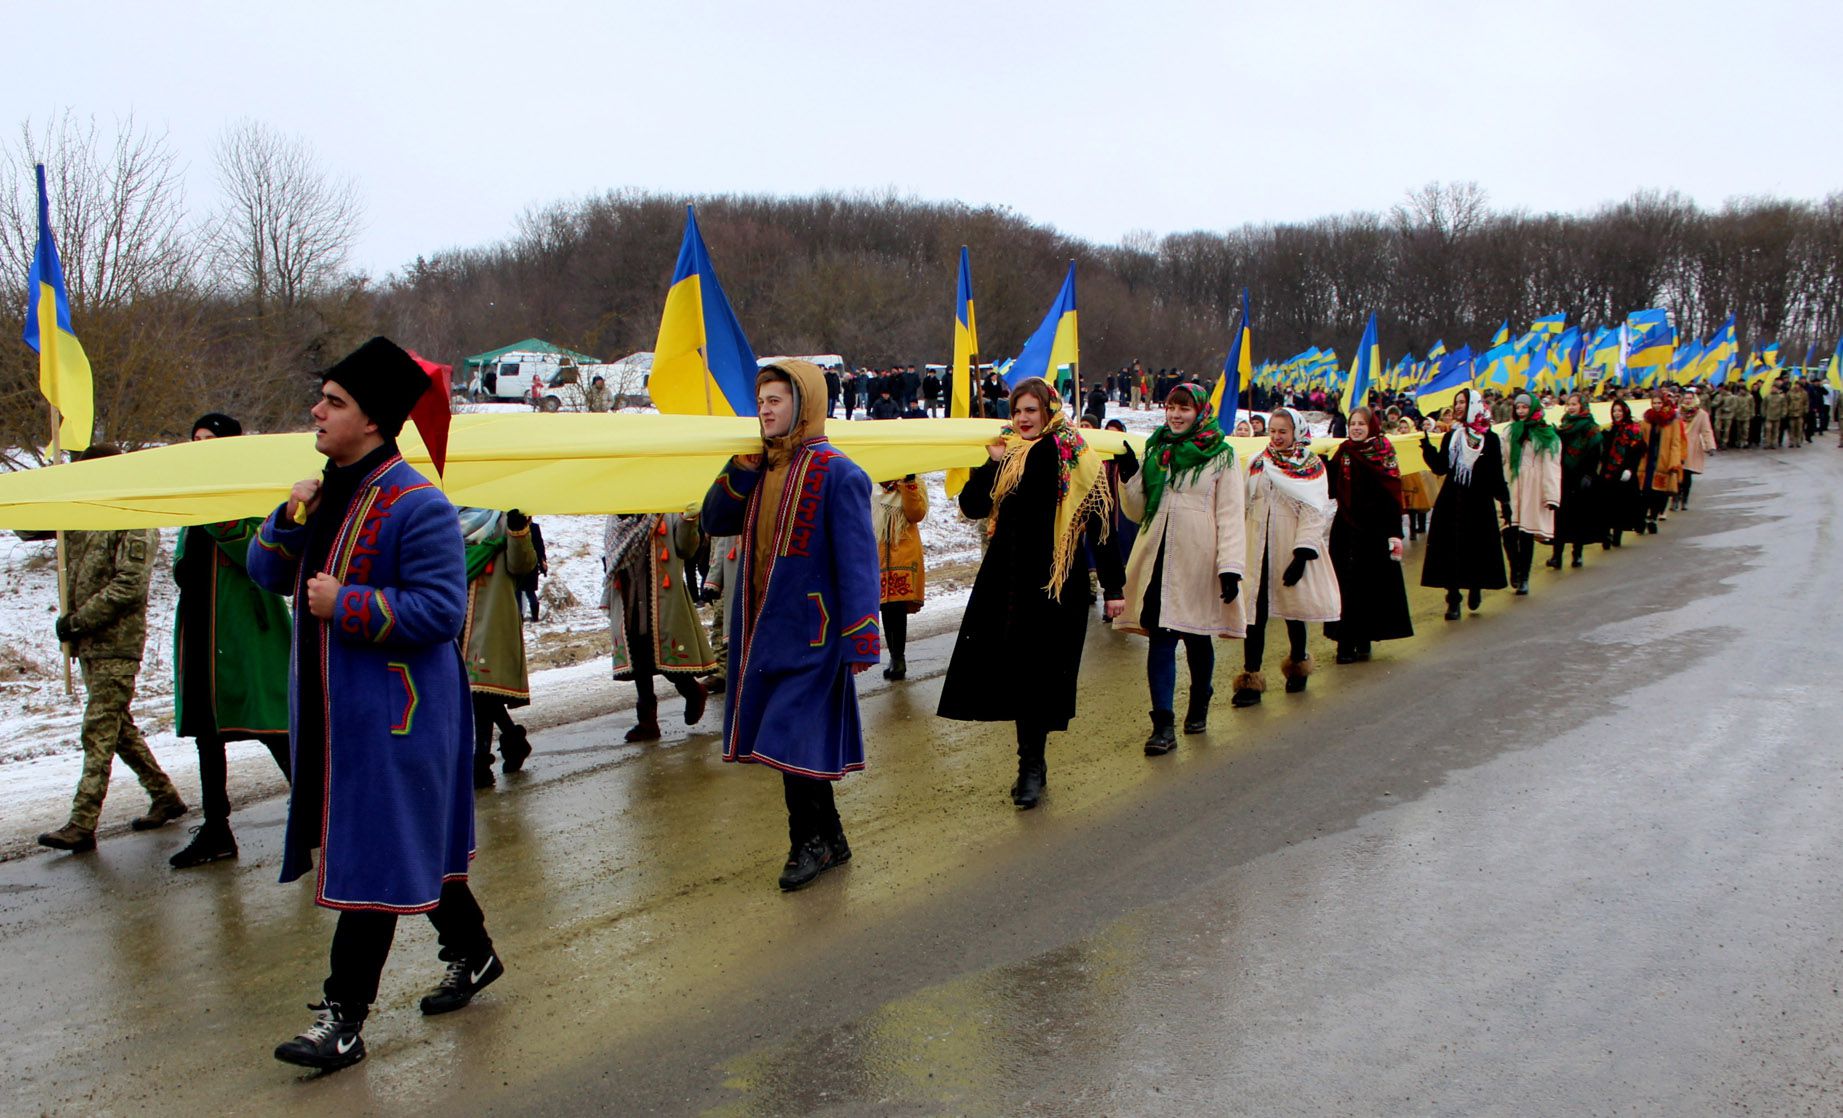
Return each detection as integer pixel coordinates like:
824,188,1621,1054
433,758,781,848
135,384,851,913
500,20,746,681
880,604,909,661
782,772,840,847
472,693,519,762
631,632,701,718
1244,545,1306,672
1508,530,1536,584
517,586,540,621
325,879,492,1015
194,731,290,825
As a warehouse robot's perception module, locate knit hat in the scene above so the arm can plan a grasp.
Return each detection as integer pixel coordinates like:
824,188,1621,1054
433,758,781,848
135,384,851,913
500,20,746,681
190,412,242,438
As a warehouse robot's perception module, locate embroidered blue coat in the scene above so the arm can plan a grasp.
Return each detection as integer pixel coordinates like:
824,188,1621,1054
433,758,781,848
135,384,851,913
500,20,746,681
701,441,881,779
248,453,475,914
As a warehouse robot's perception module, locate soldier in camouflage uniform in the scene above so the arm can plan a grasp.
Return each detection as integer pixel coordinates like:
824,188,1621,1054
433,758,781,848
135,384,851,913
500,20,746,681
38,446,187,852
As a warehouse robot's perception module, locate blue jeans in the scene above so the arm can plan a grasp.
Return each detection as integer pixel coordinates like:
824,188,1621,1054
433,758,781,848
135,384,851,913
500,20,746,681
1147,628,1214,712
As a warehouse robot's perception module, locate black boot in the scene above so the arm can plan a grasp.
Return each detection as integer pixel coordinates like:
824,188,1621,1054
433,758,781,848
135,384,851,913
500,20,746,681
777,836,835,891
1444,590,1461,621
273,1001,366,1071
681,678,708,726
1144,710,1177,756
169,821,238,869
1467,588,1482,611
1571,544,1584,569
1545,544,1563,570
882,654,906,681
1182,687,1212,734
498,726,532,774
473,754,496,789
1011,760,1047,809
1335,640,1358,665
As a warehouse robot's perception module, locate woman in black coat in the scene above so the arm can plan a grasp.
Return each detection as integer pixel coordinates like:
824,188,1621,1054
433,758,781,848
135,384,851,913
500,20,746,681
1548,392,1603,569
1418,388,1509,620
1598,397,1648,548
938,378,1126,809
1324,406,1412,661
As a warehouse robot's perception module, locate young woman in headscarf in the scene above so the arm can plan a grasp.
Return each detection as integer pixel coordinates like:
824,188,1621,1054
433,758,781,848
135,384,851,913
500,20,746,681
874,474,928,680
1232,408,1339,706
938,377,1126,809
1547,392,1603,570
1419,387,1509,620
1599,398,1648,547
1501,392,1562,596
1114,382,1244,754
1396,413,1434,540
1637,389,1686,534
1673,390,1717,512
1323,406,1410,664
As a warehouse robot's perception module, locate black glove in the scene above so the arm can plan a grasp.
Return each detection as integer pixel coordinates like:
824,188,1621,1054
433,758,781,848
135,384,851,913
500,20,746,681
1115,443,1138,482
54,616,76,643
1421,435,1436,454
698,584,722,604
506,509,529,531
1281,549,1311,587
1578,474,1593,491
1219,571,1241,604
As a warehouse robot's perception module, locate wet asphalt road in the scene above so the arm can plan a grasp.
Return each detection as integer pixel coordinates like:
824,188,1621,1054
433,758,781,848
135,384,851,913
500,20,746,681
3,446,1840,1117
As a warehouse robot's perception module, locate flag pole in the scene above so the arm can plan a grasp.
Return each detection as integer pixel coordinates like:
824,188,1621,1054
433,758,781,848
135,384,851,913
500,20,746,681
48,407,72,696
970,347,984,418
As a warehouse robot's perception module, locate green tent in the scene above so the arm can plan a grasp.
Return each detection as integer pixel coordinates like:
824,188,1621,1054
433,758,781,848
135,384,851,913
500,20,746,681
464,338,600,368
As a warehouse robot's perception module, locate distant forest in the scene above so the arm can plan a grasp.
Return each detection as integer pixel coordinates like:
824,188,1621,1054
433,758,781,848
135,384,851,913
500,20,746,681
3,114,1838,454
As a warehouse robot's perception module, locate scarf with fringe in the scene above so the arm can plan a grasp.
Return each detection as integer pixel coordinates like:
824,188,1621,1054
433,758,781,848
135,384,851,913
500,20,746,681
988,390,1112,599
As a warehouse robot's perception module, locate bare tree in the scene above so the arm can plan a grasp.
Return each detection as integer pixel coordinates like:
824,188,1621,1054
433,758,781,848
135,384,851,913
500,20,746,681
210,119,363,311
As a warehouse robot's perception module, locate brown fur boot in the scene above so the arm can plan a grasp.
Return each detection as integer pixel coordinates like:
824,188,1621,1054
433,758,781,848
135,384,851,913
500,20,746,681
1230,670,1265,708
1280,654,1313,694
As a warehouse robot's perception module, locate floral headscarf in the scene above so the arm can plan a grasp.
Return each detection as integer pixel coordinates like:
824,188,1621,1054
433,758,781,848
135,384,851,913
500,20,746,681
1141,382,1233,520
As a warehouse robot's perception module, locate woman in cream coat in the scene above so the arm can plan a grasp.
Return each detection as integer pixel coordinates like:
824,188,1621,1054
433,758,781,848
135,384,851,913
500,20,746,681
1116,384,1245,754
1234,408,1340,706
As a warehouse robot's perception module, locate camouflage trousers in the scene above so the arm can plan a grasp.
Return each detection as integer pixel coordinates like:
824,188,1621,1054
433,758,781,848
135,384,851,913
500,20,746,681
68,658,177,831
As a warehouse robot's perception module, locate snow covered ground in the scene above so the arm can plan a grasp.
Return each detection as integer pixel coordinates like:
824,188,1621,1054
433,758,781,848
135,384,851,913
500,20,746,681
0,399,1295,855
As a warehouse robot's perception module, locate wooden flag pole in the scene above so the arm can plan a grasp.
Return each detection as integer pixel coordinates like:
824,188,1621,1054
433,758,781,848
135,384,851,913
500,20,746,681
48,406,72,696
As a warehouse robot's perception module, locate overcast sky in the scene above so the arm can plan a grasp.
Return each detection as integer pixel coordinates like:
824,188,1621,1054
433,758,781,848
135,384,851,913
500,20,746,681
12,0,1839,278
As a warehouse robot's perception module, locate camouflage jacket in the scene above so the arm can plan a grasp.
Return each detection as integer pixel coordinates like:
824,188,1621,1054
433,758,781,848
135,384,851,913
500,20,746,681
63,528,159,661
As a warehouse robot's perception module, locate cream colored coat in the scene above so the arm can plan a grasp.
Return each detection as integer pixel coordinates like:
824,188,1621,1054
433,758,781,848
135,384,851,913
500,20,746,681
1506,441,1563,540
1243,463,1341,624
1682,409,1716,472
1117,451,1247,637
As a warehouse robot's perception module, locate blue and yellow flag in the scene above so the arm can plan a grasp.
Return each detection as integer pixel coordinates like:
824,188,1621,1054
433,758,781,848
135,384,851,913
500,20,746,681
1006,261,1078,391
1827,335,1841,391
21,165,93,453
1417,346,1475,413
1209,288,1251,428
1530,312,1566,336
1340,312,1380,415
650,206,758,416
946,247,981,497
1704,315,1738,384
1489,320,1510,348
1625,308,1674,371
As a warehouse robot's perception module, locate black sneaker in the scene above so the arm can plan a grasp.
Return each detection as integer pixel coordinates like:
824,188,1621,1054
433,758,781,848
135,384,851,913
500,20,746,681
828,830,853,866
274,1001,365,1071
420,952,505,1015
169,822,238,869
777,836,835,891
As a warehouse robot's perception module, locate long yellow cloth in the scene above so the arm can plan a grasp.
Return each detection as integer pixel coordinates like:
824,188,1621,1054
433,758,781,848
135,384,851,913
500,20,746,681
0,404,1621,530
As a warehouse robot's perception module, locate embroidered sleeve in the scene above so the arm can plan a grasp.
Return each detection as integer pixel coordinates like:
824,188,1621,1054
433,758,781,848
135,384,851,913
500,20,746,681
247,504,308,595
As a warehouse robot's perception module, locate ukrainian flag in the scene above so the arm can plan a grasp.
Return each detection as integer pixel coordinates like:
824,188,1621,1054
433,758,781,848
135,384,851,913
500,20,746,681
1209,288,1251,426
1625,308,1674,370
1827,334,1841,391
1340,312,1380,415
1489,320,1510,348
1417,346,1474,413
1531,312,1566,336
21,165,93,453
649,206,758,416
1703,315,1738,384
946,247,981,497
1006,261,1078,391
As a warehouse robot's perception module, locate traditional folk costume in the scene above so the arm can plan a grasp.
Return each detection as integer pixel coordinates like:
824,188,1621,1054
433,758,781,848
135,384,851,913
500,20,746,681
1549,410,1604,569
1502,395,1563,595
251,338,500,1072
938,380,1125,807
603,512,714,741
1419,396,1510,619
1235,409,1339,703
460,508,538,785
169,413,294,868
1324,423,1412,662
701,360,881,890
1116,383,1244,750
1599,410,1649,546
1637,400,1687,532
874,476,928,680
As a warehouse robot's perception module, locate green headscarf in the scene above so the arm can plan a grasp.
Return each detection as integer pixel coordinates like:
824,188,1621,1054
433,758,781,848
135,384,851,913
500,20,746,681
1140,382,1233,520
1505,393,1560,479
458,507,507,583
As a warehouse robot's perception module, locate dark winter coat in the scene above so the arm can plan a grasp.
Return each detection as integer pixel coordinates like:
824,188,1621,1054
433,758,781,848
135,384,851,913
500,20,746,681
1418,429,1509,591
1323,445,1413,643
174,519,292,739
937,439,1126,731
1553,433,1604,546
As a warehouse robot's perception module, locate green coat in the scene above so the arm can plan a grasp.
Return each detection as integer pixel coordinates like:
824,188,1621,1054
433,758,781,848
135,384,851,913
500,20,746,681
174,520,292,736
465,520,538,702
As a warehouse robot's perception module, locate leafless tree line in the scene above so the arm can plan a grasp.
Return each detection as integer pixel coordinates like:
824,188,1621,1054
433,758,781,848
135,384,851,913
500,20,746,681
2,117,1838,460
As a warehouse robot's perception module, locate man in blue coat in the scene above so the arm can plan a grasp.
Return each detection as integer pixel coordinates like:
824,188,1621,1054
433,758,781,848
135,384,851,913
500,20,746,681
702,360,882,891
249,337,503,1072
